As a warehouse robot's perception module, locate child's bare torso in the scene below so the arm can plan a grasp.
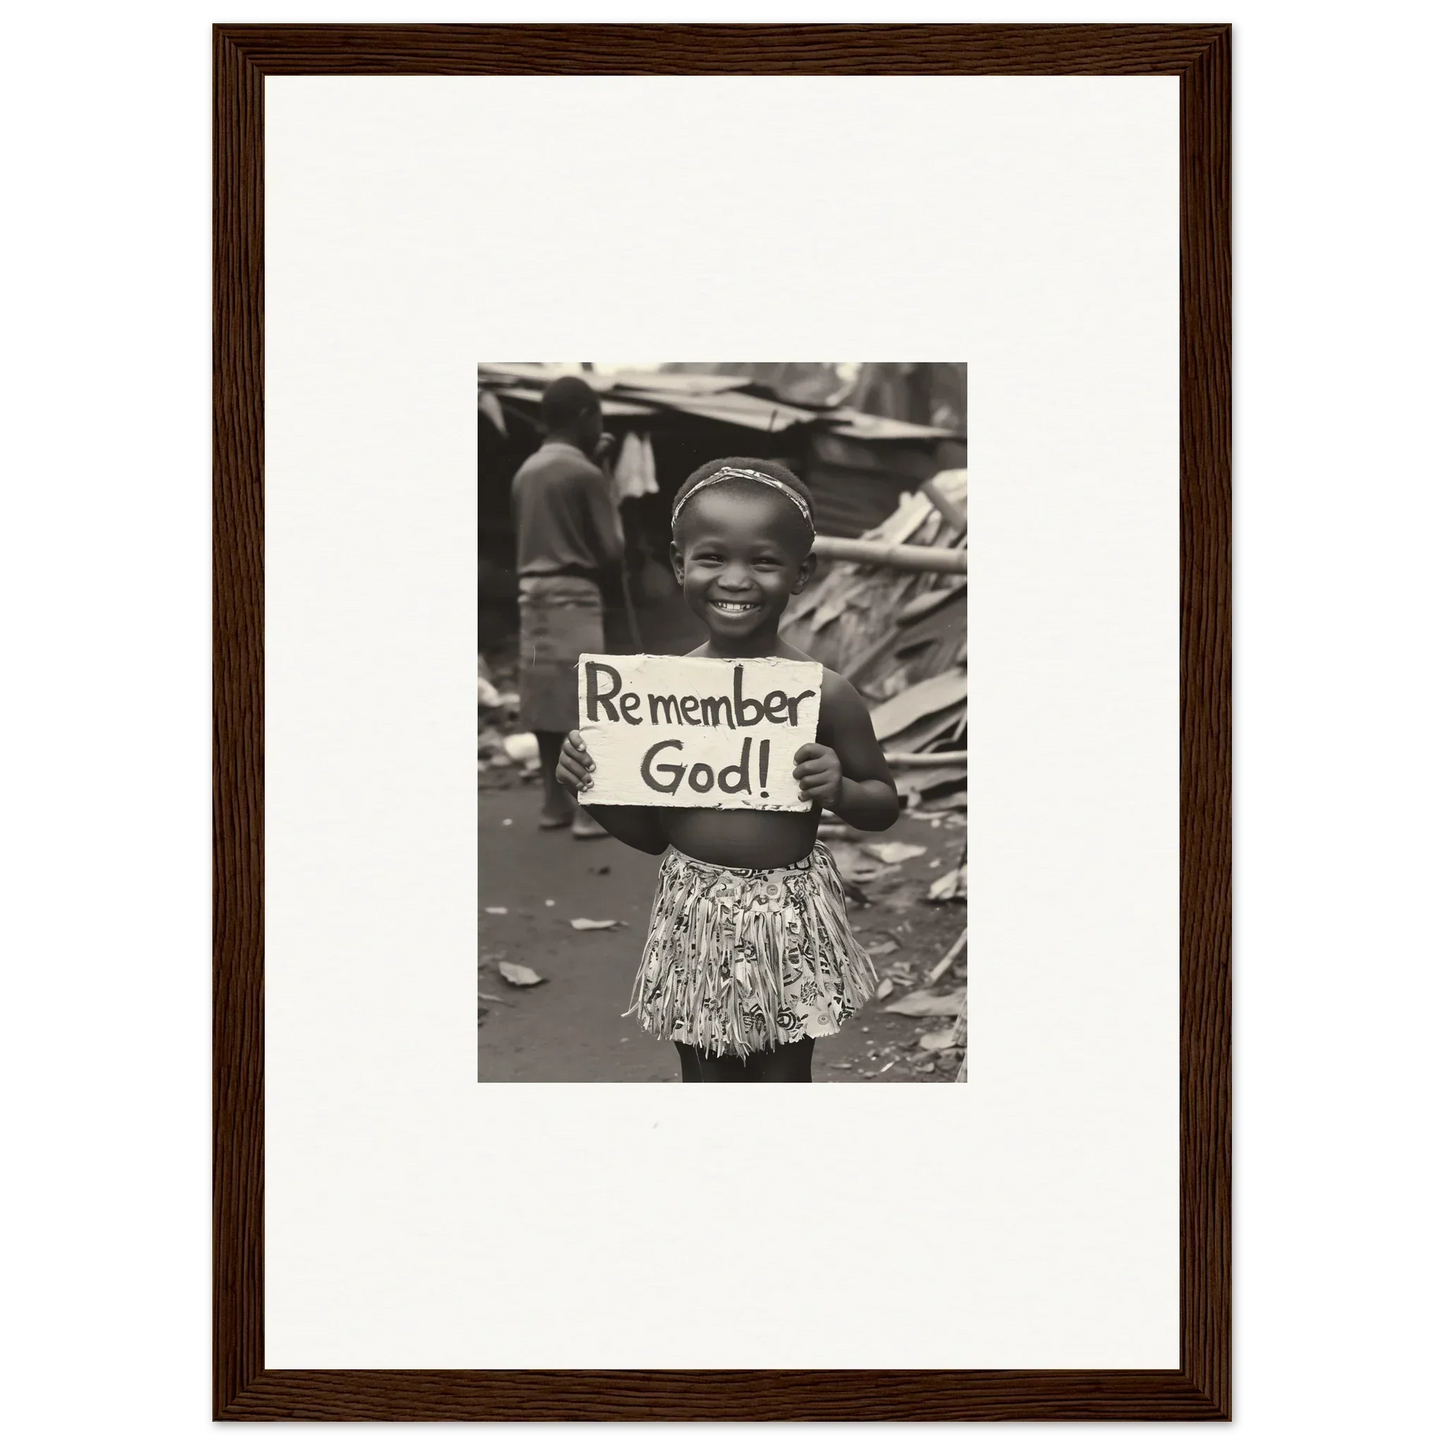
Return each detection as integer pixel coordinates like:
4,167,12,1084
661,801,820,869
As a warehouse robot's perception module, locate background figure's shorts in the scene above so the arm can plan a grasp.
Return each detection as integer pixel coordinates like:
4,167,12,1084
516,575,604,734
627,844,877,1060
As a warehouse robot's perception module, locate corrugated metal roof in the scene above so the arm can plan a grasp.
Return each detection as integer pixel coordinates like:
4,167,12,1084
615,387,819,432
477,367,960,440
478,363,626,392
487,384,658,418
828,408,961,441
608,371,754,395
479,365,755,397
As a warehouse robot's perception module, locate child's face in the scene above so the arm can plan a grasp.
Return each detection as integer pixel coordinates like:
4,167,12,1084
670,488,815,643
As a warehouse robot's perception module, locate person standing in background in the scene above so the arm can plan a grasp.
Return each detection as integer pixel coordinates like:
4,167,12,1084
512,375,623,837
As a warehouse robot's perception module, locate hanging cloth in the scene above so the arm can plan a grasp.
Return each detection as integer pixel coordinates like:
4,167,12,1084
614,432,659,500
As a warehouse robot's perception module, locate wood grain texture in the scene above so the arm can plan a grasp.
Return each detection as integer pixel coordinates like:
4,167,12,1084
1177,22,1232,1422
217,1368,1217,1422
214,22,1230,1422
213,24,265,1420
212,22,1224,76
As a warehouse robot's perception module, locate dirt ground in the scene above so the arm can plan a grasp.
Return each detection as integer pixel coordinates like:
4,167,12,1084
477,771,966,1084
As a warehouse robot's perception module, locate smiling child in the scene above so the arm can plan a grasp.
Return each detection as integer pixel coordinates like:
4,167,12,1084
555,457,899,1082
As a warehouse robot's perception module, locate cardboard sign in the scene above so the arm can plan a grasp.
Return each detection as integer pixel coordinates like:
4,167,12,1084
576,653,823,810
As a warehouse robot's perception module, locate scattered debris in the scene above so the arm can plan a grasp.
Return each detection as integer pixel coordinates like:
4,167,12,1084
927,864,967,902
884,714,966,766
503,732,540,765
884,988,967,1018
587,864,611,875
829,843,902,886
861,841,928,865
878,883,920,910
484,906,508,915
926,928,968,985
498,962,545,987
868,939,899,957
478,658,519,725
501,818,513,827
918,1062,936,1074
899,773,967,813
879,1060,896,1074
897,583,965,625
870,670,968,745
949,972,969,1075
570,917,621,931
918,1029,955,1051
874,979,895,1001
782,471,966,699
477,990,514,1006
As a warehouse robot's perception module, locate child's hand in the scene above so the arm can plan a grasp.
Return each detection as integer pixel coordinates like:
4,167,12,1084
557,730,596,796
793,742,842,808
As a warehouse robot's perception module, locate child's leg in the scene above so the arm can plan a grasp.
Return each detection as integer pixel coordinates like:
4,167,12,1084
689,1047,750,1083
742,1038,814,1082
680,1039,814,1082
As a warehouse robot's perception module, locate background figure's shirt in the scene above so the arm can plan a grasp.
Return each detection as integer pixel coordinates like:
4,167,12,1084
512,441,624,579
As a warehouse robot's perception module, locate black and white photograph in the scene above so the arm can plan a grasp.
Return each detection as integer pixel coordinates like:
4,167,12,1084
477,363,968,1083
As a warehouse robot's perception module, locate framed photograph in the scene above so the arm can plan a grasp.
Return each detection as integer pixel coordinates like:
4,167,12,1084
216,23,1229,1421
475,363,969,1088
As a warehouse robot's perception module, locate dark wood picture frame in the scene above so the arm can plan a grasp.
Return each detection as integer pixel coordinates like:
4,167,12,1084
215,23,1229,1422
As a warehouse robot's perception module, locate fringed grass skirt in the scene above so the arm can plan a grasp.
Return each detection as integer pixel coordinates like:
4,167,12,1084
626,844,876,1060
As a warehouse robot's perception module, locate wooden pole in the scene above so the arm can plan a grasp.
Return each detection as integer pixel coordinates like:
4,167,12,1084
811,535,967,574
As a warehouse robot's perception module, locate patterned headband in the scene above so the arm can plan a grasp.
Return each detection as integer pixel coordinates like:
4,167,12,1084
670,466,814,532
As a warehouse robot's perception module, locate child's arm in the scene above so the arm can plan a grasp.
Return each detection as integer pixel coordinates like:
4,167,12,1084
793,672,900,833
557,730,670,854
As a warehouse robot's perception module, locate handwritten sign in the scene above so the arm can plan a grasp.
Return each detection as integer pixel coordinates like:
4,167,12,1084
576,653,823,810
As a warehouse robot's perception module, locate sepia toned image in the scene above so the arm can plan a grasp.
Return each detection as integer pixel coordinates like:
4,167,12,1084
478,364,967,1083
